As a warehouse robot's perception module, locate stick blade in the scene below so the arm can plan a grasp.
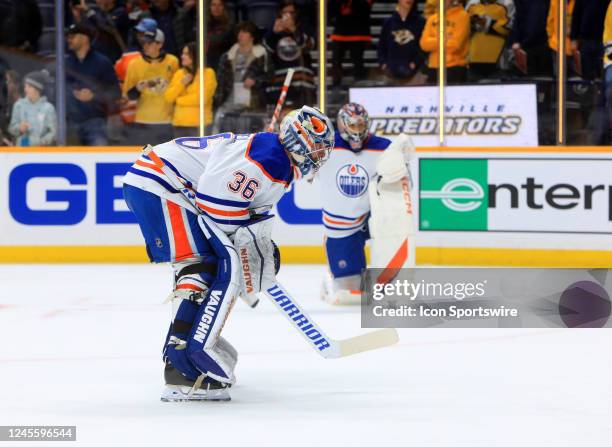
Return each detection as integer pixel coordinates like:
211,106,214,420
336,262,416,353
336,329,399,358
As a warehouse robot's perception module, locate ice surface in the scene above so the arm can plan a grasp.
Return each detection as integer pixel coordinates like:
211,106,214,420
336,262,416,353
1,264,611,446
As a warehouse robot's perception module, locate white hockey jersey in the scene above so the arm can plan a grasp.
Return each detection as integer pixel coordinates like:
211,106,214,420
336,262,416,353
122,132,295,234
316,133,391,238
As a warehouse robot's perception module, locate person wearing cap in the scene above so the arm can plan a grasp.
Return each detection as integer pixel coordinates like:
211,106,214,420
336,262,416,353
8,70,56,146
114,18,158,128
123,27,179,144
66,23,121,146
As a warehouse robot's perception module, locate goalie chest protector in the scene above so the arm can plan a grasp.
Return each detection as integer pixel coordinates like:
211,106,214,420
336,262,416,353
317,133,391,237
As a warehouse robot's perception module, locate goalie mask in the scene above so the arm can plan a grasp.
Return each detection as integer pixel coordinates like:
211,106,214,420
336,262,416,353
280,106,335,176
337,103,370,151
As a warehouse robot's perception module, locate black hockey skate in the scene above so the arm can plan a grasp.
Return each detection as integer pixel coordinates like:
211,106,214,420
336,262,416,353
161,361,231,402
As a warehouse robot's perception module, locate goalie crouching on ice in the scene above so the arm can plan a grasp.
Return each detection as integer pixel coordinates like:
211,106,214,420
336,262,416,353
122,106,335,401
317,103,415,305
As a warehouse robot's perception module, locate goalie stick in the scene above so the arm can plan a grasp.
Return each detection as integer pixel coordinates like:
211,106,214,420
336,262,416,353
266,68,295,132
144,147,400,358
265,283,398,359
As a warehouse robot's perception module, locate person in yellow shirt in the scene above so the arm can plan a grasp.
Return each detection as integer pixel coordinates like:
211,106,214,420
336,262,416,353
546,0,575,74
165,42,217,137
465,0,515,79
420,0,471,84
123,28,179,144
604,1,612,143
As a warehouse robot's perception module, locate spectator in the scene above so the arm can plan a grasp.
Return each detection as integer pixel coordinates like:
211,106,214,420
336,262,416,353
165,42,217,137
126,0,150,24
420,0,470,84
424,0,438,18
1,69,21,143
570,0,609,80
123,28,179,144
173,0,197,52
604,0,612,141
0,0,42,52
66,23,121,146
71,0,131,63
115,17,158,126
9,70,56,146
263,0,316,106
215,22,268,111
378,0,426,84
206,0,236,70
509,0,552,77
547,0,575,73
150,0,178,56
329,0,372,86
465,0,515,80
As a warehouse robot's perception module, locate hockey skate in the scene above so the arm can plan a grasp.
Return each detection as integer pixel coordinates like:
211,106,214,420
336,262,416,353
161,362,231,402
320,272,362,305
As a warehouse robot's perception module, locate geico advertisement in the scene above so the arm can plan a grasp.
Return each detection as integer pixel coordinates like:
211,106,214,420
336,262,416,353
350,84,539,147
0,151,325,246
3,151,612,251
419,158,612,234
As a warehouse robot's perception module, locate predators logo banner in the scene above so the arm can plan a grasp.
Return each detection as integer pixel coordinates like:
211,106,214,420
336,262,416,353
350,84,538,147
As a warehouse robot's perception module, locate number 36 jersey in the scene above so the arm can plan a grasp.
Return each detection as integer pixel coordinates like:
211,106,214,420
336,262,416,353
122,132,294,234
316,133,391,238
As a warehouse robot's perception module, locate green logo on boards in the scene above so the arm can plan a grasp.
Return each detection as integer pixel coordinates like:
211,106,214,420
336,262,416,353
419,159,488,231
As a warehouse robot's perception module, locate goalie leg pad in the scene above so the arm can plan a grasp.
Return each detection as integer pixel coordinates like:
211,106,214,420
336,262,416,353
325,228,368,279
185,215,241,384
369,175,416,271
164,264,212,381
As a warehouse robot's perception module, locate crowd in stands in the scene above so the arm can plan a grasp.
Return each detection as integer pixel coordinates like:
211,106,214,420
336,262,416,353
0,0,611,146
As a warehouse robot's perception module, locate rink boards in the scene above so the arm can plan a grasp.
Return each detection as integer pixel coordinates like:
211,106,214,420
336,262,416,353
1,146,612,267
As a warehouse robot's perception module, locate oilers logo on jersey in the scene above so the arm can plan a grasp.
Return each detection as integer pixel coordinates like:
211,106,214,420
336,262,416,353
336,164,369,198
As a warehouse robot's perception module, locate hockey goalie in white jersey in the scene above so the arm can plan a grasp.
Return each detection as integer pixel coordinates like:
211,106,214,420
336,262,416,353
318,103,416,305
122,106,335,401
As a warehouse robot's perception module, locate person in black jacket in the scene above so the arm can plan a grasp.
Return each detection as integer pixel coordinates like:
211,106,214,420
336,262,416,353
0,0,42,53
377,0,425,83
509,0,551,77
263,0,315,106
206,0,236,70
173,0,197,53
70,0,130,63
150,0,178,56
570,0,609,80
329,0,372,86
214,21,268,111
65,24,121,145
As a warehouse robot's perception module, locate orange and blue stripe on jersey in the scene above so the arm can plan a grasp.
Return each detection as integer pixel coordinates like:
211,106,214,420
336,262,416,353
334,133,391,153
322,209,367,232
129,153,190,194
195,192,251,226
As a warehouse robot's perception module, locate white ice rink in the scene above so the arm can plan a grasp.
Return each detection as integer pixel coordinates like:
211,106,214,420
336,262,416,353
1,264,611,447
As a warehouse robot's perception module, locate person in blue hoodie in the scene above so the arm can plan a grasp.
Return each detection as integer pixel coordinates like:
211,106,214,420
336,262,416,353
377,0,426,83
8,70,56,146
